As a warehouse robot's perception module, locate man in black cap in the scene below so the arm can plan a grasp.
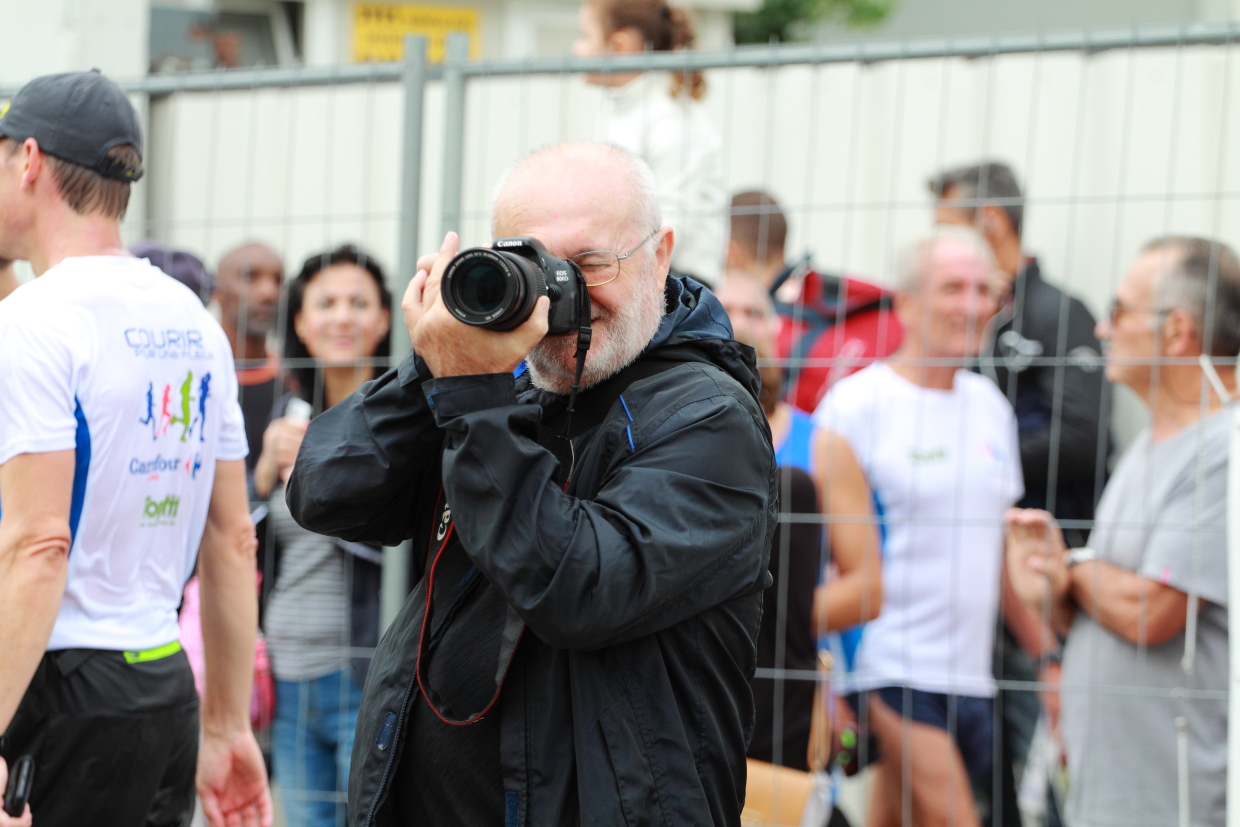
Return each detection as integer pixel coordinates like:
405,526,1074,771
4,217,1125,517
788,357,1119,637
0,71,271,826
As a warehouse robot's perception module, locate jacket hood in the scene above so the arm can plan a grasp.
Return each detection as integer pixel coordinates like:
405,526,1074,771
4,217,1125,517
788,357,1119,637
644,276,762,403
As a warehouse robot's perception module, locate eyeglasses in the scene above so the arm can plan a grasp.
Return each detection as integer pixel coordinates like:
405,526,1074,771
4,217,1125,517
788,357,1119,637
570,228,661,287
1108,297,1160,324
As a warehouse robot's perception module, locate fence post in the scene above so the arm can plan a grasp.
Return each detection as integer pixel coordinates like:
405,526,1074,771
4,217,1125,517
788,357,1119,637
381,33,428,632
440,32,470,239
393,33,428,359
1228,403,1240,826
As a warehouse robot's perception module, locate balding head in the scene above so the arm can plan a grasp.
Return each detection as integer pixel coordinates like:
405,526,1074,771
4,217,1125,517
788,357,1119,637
490,143,673,394
893,226,999,361
492,143,660,241
215,241,284,354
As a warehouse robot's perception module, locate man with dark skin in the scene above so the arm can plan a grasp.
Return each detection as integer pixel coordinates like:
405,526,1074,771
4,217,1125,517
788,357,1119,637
215,242,283,363
214,243,284,475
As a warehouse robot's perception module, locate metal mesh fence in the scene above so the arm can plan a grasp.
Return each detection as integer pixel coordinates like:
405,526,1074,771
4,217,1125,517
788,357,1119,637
19,22,1240,827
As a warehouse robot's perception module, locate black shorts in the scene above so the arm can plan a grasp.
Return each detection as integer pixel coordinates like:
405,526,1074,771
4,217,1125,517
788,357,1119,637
846,686,994,778
0,647,200,827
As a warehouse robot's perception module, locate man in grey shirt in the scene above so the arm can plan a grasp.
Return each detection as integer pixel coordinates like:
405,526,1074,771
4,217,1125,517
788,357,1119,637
1006,235,1238,827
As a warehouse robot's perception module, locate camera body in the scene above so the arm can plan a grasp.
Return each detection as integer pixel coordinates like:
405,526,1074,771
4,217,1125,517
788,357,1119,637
441,237,587,335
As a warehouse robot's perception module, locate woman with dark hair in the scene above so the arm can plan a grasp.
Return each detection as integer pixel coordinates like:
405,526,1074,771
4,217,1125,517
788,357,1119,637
572,0,726,285
253,244,391,827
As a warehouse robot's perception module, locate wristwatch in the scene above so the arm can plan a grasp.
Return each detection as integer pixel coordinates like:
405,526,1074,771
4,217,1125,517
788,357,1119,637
1035,648,1062,672
1067,546,1097,568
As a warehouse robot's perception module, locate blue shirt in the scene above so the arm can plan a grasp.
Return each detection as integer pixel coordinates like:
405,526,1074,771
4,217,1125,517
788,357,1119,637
773,408,816,475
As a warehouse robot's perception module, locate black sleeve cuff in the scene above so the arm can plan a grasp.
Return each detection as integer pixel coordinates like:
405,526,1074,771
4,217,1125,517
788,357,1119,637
397,350,431,388
424,373,519,422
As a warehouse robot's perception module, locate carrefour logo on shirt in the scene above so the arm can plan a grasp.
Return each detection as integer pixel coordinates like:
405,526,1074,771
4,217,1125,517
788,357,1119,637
125,328,212,361
129,452,202,480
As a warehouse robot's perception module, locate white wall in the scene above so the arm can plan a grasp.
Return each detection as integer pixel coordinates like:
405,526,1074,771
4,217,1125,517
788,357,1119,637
145,42,1240,439
148,44,1240,304
6,1,151,252
144,80,404,274
2,0,148,86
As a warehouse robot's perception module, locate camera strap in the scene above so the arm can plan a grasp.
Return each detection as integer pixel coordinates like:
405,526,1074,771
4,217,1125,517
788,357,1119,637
562,274,594,439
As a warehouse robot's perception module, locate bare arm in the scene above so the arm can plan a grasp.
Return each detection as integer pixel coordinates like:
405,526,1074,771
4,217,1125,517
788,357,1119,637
1000,565,1059,660
198,459,259,733
1005,508,1076,637
1069,559,1195,647
811,429,882,634
0,451,73,732
195,459,272,827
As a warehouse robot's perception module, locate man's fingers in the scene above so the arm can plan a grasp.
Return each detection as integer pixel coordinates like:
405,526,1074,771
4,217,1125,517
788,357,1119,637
416,252,438,275
422,231,460,311
258,789,275,827
239,801,261,827
402,270,427,313
200,792,224,827
513,296,553,347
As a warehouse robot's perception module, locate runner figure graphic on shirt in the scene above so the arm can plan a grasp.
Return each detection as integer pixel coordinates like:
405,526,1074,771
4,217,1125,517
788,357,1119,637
169,372,195,442
141,371,211,443
195,373,212,443
139,382,157,439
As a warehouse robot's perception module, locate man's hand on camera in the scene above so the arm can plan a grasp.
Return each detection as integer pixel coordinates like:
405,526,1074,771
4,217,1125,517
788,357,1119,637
404,232,551,378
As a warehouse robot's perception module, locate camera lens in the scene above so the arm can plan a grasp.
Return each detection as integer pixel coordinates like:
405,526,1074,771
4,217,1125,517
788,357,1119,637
442,248,539,331
458,263,508,315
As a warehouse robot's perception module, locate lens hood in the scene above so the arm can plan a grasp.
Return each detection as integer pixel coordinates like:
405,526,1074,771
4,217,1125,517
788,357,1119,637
442,246,542,331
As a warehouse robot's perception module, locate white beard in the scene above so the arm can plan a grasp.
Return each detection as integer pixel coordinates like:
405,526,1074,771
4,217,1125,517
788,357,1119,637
526,262,666,395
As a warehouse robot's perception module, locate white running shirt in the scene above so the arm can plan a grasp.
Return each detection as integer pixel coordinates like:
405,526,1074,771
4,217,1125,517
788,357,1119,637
814,363,1023,697
0,256,247,652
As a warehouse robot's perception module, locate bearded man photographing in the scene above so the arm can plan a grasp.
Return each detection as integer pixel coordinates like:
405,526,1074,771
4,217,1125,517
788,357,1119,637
287,143,776,826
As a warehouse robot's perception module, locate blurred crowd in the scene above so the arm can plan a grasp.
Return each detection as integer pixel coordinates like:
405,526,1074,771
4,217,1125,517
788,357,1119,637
17,150,1222,827
724,163,1231,827
1,2,1231,826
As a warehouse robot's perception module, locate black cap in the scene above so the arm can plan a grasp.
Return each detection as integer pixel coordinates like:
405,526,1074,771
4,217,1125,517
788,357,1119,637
0,70,143,182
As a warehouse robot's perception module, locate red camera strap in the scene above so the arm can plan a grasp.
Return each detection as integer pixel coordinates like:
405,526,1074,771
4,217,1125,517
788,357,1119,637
414,488,525,726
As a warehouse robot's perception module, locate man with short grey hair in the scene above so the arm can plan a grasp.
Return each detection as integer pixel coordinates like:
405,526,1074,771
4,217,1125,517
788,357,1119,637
931,161,1107,827
815,226,1022,827
287,142,776,826
1007,235,1237,827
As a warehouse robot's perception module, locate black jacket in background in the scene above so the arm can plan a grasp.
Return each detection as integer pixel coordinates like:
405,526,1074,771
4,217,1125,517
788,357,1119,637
983,259,1109,537
747,465,820,772
287,277,777,827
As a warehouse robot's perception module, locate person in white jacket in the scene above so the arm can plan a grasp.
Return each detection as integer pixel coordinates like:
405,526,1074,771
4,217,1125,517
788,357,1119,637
573,0,726,285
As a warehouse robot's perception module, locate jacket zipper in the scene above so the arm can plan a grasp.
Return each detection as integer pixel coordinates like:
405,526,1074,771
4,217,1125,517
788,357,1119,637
362,666,420,827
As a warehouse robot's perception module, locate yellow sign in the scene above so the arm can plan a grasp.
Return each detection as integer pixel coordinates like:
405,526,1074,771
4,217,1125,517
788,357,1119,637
353,3,481,63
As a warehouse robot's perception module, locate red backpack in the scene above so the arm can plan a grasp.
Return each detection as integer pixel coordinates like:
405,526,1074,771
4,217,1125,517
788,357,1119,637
773,266,904,413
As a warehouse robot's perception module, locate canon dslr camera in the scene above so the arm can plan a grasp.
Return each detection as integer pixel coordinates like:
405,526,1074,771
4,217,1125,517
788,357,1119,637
442,237,588,335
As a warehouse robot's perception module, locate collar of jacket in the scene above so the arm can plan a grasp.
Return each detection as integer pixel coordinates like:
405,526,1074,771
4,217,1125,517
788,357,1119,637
519,275,762,409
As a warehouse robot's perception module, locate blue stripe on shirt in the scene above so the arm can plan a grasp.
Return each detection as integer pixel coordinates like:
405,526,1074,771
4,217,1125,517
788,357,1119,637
69,398,91,548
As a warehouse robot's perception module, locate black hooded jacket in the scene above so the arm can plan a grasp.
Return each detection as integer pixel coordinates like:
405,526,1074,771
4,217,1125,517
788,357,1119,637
287,277,777,826
982,259,1109,536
